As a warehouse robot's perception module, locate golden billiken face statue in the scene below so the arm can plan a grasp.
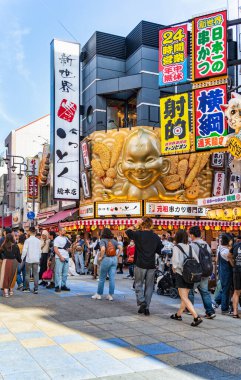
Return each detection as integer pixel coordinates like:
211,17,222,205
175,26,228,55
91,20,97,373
121,129,165,188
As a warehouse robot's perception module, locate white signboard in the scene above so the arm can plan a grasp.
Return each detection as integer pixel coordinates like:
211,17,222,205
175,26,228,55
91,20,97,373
51,39,80,200
229,174,241,195
80,171,91,199
145,202,207,217
97,202,142,217
27,158,39,175
198,192,241,206
79,203,94,218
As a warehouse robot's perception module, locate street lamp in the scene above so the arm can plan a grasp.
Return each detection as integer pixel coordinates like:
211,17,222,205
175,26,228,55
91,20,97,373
3,155,37,227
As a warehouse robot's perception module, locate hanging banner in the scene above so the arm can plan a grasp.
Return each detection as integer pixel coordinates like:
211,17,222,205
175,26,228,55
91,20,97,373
80,171,91,199
159,24,188,86
193,10,227,80
51,39,80,200
211,152,225,169
80,140,91,169
212,171,225,196
27,176,39,201
194,84,228,150
229,173,241,194
160,93,191,154
198,192,241,207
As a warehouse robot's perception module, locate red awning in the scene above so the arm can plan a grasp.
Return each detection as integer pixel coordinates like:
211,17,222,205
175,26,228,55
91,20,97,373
39,208,78,226
0,215,12,228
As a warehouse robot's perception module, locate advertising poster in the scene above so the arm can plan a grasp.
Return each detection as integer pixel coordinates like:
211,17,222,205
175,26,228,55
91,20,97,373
160,93,191,154
211,152,225,168
96,201,142,217
159,24,188,86
51,39,80,200
193,10,227,80
194,84,228,150
145,202,207,217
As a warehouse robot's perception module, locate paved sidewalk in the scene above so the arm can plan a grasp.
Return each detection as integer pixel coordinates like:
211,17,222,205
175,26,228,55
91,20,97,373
0,275,241,379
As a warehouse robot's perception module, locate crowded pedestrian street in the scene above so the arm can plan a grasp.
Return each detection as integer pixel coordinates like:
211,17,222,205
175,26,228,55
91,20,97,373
0,273,241,380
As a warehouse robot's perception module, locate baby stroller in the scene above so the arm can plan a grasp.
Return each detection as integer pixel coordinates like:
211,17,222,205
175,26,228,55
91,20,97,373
155,267,179,299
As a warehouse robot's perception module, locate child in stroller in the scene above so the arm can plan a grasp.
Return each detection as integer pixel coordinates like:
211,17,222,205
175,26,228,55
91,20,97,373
155,239,178,299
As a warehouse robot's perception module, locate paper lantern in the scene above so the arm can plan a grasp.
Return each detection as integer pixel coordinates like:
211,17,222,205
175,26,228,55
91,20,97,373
210,226,215,230
215,209,225,220
233,207,241,219
205,226,210,230
224,209,233,220
91,225,97,231
207,210,217,219
167,225,173,230
99,225,104,230
215,226,221,231
174,225,178,229
158,225,162,230
234,226,239,231
180,225,184,230
222,226,226,231
80,225,84,230
162,225,167,230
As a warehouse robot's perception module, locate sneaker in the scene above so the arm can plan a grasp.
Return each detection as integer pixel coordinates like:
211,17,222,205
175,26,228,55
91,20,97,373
46,282,55,289
55,287,61,293
144,308,150,316
117,271,123,274
212,301,219,309
106,294,113,301
138,303,147,314
61,286,70,291
22,288,30,293
204,312,216,319
221,310,229,315
91,293,101,300
33,288,38,294
39,281,46,286
17,284,23,290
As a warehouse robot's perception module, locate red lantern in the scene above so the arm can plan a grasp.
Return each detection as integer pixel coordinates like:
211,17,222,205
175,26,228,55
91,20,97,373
174,225,178,230
86,226,91,232
234,226,238,231
222,226,226,231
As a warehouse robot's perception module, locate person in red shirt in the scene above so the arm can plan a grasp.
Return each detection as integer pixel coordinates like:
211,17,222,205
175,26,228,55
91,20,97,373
126,240,135,279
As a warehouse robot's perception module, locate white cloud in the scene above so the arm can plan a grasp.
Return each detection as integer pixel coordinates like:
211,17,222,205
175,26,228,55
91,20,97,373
0,102,17,126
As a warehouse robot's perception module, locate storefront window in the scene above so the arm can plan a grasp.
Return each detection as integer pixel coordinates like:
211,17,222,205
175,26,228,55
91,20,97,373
107,98,137,129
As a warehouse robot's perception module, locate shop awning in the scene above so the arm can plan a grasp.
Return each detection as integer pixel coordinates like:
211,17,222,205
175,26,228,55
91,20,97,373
39,208,78,226
37,210,57,224
59,218,241,228
0,215,13,228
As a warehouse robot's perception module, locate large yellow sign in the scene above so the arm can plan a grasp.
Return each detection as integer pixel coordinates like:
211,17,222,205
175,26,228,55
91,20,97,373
160,93,190,154
228,136,241,159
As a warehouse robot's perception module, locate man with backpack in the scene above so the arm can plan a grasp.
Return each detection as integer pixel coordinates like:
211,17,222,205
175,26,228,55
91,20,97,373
189,226,216,319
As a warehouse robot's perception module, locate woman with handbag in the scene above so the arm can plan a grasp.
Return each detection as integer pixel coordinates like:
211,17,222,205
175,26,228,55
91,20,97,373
0,233,21,297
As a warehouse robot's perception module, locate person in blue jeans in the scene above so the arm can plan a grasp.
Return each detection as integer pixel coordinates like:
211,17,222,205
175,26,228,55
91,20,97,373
214,234,233,313
16,234,26,290
189,226,216,319
54,228,71,293
92,228,122,301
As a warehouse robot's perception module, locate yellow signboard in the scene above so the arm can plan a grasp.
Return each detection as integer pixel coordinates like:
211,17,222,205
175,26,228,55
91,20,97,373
228,136,241,159
160,93,190,154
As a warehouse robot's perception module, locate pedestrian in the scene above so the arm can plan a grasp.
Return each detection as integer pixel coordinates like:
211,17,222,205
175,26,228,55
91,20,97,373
228,237,241,318
92,237,100,279
39,230,50,286
126,240,135,279
54,228,71,293
116,236,124,274
0,233,21,297
46,231,56,289
92,228,121,301
73,235,85,275
171,229,203,326
188,226,216,319
16,233,26,290
125,217,163,316
214,234,233,314
21,227,41,294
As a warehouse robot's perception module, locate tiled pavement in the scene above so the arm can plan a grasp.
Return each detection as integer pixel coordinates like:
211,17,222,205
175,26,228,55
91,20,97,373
0,276,241,379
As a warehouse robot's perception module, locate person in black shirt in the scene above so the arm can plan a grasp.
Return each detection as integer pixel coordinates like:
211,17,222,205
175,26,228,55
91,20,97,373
126,217,163,315
229,238,241,318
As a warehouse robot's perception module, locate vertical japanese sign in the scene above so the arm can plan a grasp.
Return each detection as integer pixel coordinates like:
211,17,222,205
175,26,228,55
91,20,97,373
194,84,228,150
160,93,190,154
51,39,80,200
193,10,227,80
27,158,39,202
212,171,225,196
80,140,91,169
159,24,188,86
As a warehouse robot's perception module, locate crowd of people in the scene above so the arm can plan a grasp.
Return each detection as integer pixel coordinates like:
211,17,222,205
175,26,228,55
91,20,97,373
0,217,240,325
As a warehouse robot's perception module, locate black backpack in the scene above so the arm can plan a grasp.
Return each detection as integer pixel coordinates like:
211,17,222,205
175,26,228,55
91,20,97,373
177,245,202,284
194,242,213,277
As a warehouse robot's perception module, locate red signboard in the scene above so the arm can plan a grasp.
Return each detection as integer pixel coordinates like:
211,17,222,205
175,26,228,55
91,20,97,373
193,10,227,80
159,24,188,86
28,175,39,200
194,84,228,150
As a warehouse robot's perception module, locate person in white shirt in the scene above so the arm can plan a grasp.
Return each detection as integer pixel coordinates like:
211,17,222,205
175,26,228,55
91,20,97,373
21,227,41,294
54,228,71,293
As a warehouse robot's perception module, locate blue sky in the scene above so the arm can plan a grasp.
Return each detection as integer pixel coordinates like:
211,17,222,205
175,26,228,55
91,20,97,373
0,0,228,150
